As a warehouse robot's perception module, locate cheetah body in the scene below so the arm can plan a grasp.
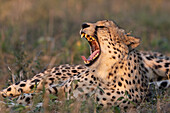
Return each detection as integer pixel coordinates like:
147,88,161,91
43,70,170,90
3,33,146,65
1,20,170,111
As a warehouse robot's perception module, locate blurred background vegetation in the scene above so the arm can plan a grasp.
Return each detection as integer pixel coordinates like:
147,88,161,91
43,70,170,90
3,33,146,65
0,0,170,87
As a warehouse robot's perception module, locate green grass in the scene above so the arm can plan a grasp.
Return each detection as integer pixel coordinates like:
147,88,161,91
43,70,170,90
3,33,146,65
0,0,170,112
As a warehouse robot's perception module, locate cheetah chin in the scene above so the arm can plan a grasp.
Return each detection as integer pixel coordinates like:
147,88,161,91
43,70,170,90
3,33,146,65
80,31,101,66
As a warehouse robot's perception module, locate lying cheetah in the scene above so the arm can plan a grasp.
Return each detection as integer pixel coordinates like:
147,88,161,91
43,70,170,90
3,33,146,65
1,20,170,111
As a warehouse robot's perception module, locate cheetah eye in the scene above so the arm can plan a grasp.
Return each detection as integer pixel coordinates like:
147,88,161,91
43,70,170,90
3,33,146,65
96,26,105,28
95,26,107,31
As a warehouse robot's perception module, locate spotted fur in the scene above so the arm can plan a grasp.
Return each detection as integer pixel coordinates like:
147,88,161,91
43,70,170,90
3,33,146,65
1,20,170,111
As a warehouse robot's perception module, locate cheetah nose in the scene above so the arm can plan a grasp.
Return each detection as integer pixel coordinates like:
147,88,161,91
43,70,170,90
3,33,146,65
82,23,90,29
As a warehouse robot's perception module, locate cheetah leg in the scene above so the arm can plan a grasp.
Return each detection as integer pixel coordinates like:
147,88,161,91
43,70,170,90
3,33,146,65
0,65,86,98
0,73,69,98
141,52,170,81
6,81,67,106
149,79,170,89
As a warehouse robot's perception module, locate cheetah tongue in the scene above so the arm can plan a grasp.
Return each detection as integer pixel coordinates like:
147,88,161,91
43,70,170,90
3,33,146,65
81,50,100,63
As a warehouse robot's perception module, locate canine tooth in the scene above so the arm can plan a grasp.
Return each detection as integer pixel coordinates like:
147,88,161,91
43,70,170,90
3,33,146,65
81,34,85,38
95,53,99,58
85,34,88,38
84,60,89,64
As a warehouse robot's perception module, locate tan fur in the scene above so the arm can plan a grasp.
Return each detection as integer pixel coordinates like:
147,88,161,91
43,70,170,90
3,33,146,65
1,20,170,111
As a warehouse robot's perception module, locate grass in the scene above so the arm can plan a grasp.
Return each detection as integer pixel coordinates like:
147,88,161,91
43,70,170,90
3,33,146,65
0,0,170,112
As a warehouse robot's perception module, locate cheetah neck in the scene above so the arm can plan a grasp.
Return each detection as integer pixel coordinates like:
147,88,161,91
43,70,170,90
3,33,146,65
92,53,128,80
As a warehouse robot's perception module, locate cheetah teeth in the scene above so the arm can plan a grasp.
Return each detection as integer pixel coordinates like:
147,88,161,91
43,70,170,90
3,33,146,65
81,33,85,38
92,53,99,60
84,60,90,64
81,33,96,41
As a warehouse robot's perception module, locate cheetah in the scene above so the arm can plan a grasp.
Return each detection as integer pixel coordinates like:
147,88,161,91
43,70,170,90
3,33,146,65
1,20,170,111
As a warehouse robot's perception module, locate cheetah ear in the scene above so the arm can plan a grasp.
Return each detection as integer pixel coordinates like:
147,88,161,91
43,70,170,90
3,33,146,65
124,34,141,50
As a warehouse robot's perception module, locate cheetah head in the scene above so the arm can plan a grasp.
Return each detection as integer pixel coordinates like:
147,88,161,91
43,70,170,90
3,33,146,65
80,20,140,68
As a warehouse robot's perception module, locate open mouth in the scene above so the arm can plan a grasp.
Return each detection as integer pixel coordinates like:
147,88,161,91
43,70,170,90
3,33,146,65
80,32,100,66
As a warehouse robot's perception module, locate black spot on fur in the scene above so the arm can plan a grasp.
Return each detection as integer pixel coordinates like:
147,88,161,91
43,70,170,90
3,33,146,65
125,80,128,84
2,93,6,98
25,97,30,102
128,74,131,77
160,81,168,88
107,103,112,106
134,66,136,70
65,67,70,69
49,78,55,81
77,66,84,69
109,73,113,76
66,73,71,75
52,70,56,73
30,85,34,89
69,89,72,93
99,90,104,95
48,89,52,94
121,77,124,81
62,70,67,72
72,70,77,73
20,84,26,87
96,97,100,101
55,73,61,75
155,65,162,69
89,80,93,84
146,56,152,60
156,60,163,63
165,63,170,67
18,88,23,93
123,100,127,103
140,63,144,68
106,92,111,96
15,82,20,85
124,106,128,110
85,71,89,74
137,79,140,84
75,84,79,89
52,87,58,94
117,91,120,94
118,82,122,87
99,104,104,107
7,87,11,91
